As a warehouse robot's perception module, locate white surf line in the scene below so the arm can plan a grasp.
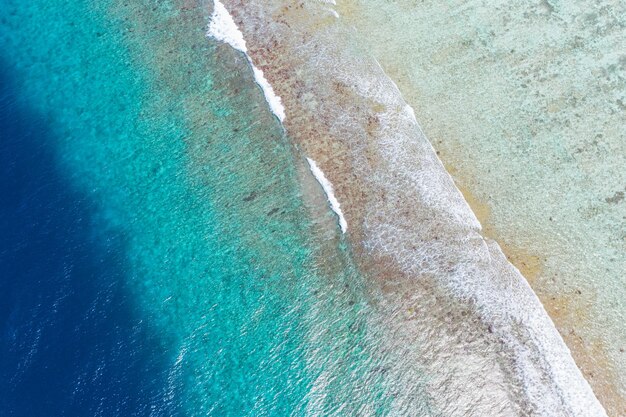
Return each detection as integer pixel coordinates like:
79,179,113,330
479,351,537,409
306,157,348,233
207,0,286,122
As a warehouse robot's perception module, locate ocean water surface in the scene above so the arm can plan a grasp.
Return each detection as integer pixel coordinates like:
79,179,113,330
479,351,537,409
0,0,615,416
0,0,397,415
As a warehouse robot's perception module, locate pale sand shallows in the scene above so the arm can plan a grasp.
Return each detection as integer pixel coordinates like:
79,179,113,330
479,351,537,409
334,1,625,415
211,1,608,415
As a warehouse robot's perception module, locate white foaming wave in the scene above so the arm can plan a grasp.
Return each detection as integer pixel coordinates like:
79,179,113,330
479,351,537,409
207,0,286,122
207,0,247,53
306,157,348,233
251,65,286,122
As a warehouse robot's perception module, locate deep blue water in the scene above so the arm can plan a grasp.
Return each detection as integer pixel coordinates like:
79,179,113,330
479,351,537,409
0,64,178,416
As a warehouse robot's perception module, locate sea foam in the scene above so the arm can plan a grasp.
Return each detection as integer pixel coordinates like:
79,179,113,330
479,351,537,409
207,0,286,122
306,157,348,233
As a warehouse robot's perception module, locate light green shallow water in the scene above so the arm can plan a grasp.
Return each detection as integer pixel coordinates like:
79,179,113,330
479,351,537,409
336,0,625,413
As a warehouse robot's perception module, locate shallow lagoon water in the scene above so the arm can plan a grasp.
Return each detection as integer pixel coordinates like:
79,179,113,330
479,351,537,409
336,0,625,413
0,0,617,415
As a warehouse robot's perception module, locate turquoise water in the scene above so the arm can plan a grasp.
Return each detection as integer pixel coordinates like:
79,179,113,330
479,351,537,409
0,0,412,414
6,0,612,414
